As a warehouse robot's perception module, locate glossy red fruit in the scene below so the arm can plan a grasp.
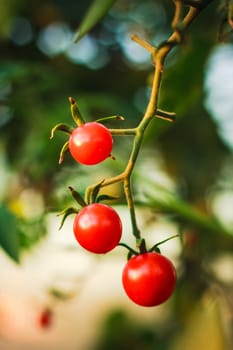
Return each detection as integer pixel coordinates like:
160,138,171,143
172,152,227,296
122,252,176,307
73,203,122,254
68,122,113,165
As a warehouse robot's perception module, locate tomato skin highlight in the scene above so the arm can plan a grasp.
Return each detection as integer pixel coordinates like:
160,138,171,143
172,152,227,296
73,203,122,254
68,122,113,165
122,252,176,307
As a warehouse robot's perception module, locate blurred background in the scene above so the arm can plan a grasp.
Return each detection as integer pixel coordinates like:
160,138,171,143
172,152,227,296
0,0,233,349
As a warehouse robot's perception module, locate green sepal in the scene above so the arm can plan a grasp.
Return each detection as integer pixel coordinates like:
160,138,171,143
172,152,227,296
96,194,119,203
148,234,179,253
57,207,79,230
136,238,147,254
118,242,138,257
127,250,133,260
151,246,161,253
59,141,69,164
89,179,105,204
50,123,73,139
69,97,85,126
68,186,87,207
95,115,125,123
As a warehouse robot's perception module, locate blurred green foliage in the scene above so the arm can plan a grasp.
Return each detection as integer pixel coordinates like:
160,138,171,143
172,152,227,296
93,309,166,350
0,204,20,262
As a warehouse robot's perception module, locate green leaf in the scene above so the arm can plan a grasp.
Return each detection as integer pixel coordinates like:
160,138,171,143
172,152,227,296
74,0,117,42
0,205,20,263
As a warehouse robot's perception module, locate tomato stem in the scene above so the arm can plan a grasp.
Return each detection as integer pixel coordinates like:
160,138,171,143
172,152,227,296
84,2,213,249
124,177,141,239
109,128,136,136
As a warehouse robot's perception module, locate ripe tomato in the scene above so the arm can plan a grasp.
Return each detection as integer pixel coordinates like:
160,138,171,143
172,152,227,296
122,252,176,307
68,122,113,165
38,308,53,329
73,203,122,254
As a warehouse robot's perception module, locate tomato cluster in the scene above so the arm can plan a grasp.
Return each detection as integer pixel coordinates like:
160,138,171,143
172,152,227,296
51,99,177,308
73,202,176,307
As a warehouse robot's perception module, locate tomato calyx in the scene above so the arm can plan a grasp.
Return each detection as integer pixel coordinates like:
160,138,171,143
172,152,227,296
68,186,87,207
50,97,117,165
50,123,73,139
57,186,86,229
148,234,179,252
95,115,125,123
69,96,85,126
58,206,79,230
118,239,149,260
137,237,147,253
50,97,85,164
118,242,139,258
57,184,120,230
85,179,120,205
118,234,179,260
86,179,106,204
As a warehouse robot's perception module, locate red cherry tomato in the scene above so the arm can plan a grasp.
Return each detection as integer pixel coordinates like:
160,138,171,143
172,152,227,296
38,308,53,329
73,203,122,254
68,122,113,165
122,252,176,307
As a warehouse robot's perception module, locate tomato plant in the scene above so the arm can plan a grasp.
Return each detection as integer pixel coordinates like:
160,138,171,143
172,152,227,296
122,252,176,307
73,203,122,254
68,122,113,165
49,0,227,311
